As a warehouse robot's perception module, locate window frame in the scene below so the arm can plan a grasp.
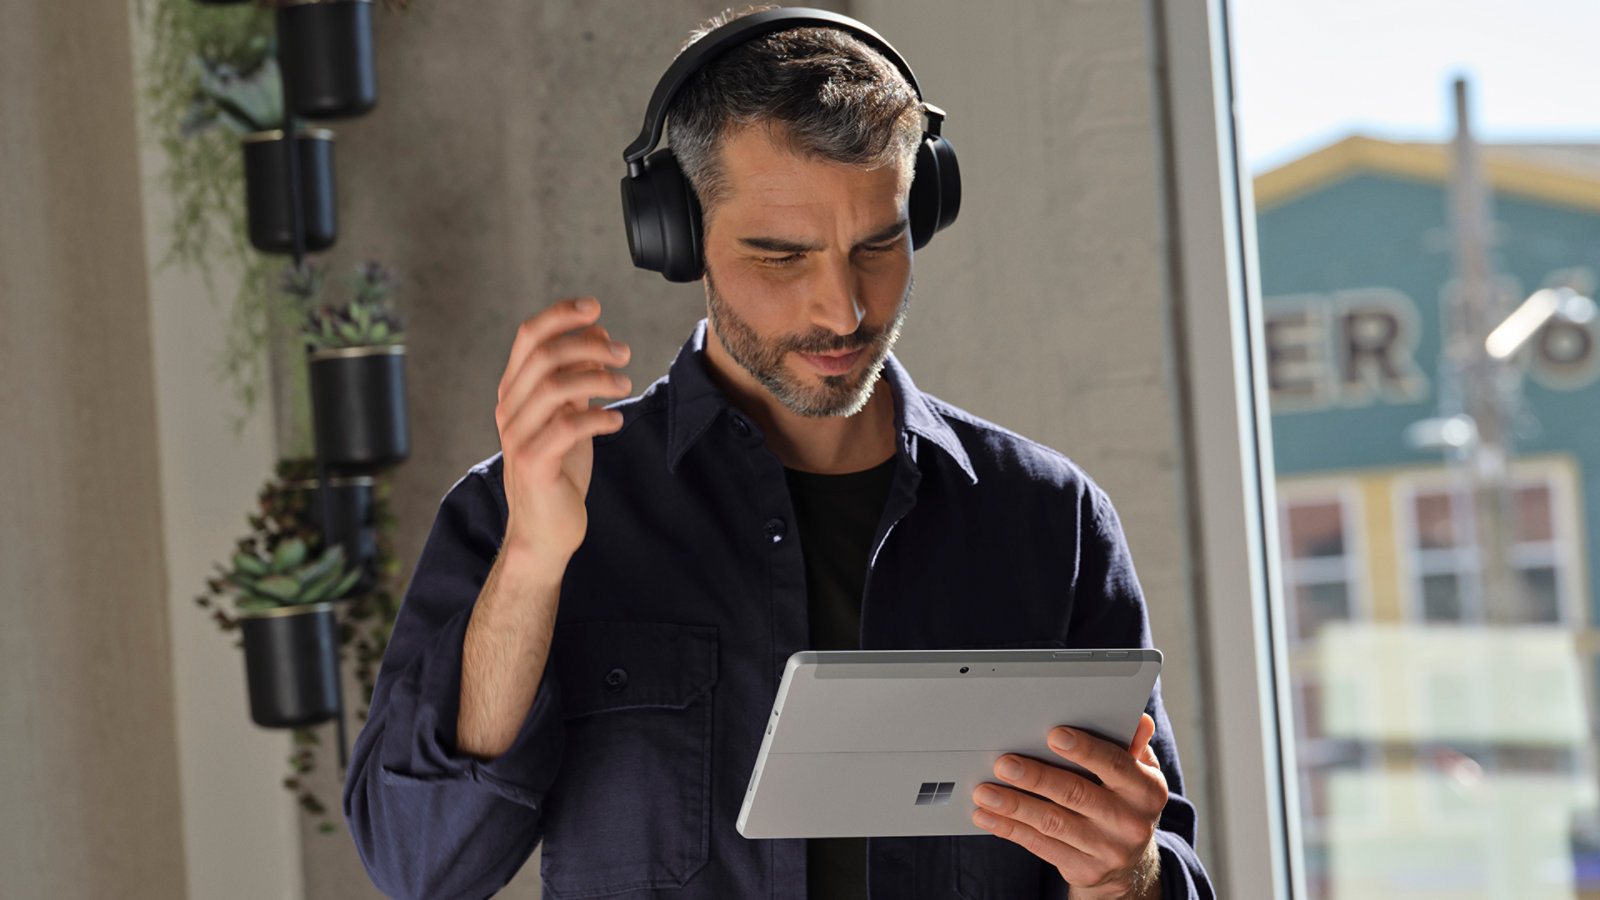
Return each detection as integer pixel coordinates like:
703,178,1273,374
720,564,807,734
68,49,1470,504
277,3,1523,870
1158,0,1304,895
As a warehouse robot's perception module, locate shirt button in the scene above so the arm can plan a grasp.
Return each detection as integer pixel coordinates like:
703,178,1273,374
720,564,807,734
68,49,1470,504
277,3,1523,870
731,415,751,437
603,667,629,692
764,518,787,543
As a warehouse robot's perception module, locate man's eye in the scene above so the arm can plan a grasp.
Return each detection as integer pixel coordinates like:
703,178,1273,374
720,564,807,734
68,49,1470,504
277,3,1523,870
759,244,894,266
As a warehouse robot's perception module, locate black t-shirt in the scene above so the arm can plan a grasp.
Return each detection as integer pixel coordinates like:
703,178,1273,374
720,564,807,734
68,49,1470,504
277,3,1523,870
783,455,897,900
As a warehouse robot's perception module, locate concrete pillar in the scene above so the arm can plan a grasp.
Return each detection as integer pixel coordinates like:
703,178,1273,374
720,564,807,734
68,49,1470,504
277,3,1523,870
120,0,312,894
0,0,190,896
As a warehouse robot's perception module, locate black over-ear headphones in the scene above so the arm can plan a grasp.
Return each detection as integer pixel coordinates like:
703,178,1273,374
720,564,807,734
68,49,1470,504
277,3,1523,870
620,7,961,283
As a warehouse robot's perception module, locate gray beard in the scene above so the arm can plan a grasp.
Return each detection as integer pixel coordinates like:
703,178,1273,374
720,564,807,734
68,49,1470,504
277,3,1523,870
705,270,913,418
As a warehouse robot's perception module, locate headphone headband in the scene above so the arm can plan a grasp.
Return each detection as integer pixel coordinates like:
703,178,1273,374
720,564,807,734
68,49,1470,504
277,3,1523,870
622,7,925,176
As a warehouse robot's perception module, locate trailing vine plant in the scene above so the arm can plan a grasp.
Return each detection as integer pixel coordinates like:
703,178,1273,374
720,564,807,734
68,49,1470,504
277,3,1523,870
138,0,291,441
136,0,423,438
137,0,420,835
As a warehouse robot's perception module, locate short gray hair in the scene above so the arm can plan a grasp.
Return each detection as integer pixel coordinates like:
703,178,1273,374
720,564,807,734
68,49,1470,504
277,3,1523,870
664,5,925,225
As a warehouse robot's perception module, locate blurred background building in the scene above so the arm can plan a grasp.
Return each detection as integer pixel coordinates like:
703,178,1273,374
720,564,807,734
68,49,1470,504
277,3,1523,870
1256,131,1600,898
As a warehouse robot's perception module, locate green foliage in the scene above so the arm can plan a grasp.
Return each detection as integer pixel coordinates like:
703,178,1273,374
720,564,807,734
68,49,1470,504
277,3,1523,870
217,537,363,613
182,43,284,137
284,259,409,350
145,0,423,842
194,458,403,834
138,0,287,438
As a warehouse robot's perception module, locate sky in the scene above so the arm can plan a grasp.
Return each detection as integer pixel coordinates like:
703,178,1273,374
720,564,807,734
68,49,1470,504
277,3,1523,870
1230,0,1600,174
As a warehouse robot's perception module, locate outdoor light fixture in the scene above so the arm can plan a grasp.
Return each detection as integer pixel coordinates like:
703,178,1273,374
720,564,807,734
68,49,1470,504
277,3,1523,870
1404,413,1478,451
1485,287,1597,360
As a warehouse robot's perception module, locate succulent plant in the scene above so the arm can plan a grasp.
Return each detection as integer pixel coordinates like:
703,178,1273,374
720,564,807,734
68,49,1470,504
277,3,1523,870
217,537,363,613
284,259,408,351
180,36,285,137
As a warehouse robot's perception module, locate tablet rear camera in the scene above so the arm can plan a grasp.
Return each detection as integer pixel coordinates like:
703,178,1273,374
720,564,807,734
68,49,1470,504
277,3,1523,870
959,666,969,674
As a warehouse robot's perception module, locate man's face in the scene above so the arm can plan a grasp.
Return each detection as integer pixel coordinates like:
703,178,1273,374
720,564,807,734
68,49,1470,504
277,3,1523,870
700,123,914,418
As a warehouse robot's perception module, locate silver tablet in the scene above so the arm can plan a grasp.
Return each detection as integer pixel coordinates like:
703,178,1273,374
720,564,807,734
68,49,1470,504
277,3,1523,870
735,648,1162,839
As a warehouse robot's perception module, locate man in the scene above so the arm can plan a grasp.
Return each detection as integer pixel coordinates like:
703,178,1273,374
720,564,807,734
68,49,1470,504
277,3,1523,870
344,8,1213,900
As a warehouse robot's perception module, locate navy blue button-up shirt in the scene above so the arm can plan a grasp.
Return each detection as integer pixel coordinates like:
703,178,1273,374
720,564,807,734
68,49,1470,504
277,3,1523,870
344,321,1214,900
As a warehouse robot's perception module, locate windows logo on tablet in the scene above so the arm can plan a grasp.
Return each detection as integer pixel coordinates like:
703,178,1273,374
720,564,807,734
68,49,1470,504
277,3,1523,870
914,781,955,806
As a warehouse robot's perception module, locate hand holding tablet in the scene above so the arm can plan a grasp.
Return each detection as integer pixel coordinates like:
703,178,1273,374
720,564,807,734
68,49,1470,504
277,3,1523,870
736,648,1163,841
972,713,1169,899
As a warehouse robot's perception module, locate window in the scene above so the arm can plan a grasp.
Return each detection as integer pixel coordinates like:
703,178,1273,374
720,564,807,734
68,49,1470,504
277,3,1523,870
1167,0,1600,895
1399,469,1577,626
1278,488,1365,644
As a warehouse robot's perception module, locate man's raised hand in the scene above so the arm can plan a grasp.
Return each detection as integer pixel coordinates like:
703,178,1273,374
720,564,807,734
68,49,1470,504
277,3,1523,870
494,297,631,571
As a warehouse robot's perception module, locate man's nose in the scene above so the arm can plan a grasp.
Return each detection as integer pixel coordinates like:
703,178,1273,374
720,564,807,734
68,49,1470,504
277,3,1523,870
808,256,865,337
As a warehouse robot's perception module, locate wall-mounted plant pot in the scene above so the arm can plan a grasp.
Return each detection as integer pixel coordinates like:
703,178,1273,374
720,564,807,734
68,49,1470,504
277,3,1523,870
242,128,337,254
309,344,411,473
276,0,377,119
238,602,341,729
285,476,377,596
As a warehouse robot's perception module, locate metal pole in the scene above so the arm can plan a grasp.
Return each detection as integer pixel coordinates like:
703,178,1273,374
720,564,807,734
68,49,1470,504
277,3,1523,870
1448,76,1518,626
277,8,349,771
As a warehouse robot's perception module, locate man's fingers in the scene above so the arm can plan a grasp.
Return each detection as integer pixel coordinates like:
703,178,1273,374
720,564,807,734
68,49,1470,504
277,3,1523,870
1046,727,1169,816
1046,726,1156,801
502,297,600,385
970,804,1104,887
990,753,1113,823
500,367,632,439
1130,714,1160,767
972,781,1106,856
512,406,625,481
498,298,611,399
499,328,630,412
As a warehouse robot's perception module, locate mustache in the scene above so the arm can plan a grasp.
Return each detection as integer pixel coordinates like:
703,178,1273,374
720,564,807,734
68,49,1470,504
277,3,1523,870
778,325,883,355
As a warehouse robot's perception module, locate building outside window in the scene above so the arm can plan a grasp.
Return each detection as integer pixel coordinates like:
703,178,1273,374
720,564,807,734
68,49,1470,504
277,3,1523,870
1248,131,1600,898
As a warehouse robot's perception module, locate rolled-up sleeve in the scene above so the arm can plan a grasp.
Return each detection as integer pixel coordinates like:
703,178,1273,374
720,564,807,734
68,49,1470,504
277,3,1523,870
343,462,567,900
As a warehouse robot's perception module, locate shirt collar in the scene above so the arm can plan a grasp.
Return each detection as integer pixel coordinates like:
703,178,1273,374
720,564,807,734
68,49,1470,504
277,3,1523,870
665,320,977,484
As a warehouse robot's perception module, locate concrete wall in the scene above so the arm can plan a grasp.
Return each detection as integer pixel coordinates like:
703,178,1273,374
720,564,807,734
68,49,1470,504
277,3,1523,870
0,0,190,897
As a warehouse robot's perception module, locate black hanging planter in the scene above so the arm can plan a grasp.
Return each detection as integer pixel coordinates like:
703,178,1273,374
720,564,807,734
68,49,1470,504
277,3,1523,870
309,345,411,473
285,476,378,595
238,602,341,729
276,0,378,120
242,128,338,254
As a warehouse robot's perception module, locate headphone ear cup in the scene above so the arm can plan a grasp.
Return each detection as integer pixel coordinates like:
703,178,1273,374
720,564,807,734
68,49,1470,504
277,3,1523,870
621,148,705,282
908,134,961,250
929,134,961,235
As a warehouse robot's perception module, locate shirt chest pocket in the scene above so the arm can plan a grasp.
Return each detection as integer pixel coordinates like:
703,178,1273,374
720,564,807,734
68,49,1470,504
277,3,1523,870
539,620,719,899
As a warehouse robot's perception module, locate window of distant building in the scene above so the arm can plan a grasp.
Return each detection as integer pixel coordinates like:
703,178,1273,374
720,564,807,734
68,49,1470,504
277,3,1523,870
1278,485,1367,644
1277,480,1383,884
1396,462,1579,626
